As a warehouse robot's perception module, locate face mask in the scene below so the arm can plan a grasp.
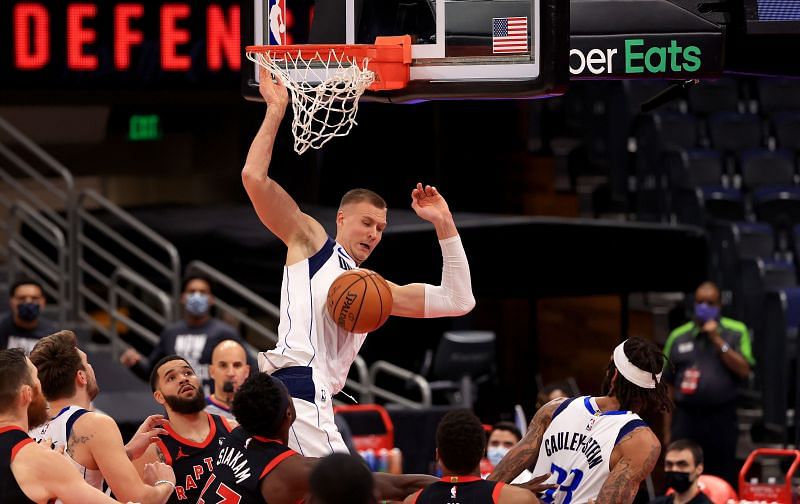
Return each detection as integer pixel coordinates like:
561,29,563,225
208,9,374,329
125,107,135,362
487,446,510,467
665,471,693,493
694,302,720,323
185,293,210,316
16,303,40,322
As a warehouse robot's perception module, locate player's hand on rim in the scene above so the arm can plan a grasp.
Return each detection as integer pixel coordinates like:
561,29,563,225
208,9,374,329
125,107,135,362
259,67,289,111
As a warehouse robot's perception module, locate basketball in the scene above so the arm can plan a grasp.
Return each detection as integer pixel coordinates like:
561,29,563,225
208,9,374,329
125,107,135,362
326,269,393,333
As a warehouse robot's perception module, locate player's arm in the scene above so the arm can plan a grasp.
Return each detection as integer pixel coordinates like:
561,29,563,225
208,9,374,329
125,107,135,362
403,490,422,503
14,441,130,504
374,473,438,501
83,413,175,504
489,398,564,483
592,428,661,504
260,453,316,504
388,184,475,318
241,67,327,261
498,484,541,504
132,441,165,479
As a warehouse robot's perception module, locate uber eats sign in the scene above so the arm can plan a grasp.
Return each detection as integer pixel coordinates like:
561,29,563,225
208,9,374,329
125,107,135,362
569,34,724,78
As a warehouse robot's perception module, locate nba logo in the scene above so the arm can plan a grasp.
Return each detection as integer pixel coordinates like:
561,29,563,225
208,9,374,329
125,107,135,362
586,417,597,432
267,0,287,45
450,486,457,498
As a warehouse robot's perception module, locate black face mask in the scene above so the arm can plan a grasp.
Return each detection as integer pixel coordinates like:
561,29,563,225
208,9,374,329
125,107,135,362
665,471,693,493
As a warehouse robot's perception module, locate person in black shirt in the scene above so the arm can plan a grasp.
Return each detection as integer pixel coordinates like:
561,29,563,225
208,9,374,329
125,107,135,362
404,410,538,504
200,372,436,504
649,440,712,504
663,281,754,487
0,279,57,354
120,274,252,390
133,355,235,503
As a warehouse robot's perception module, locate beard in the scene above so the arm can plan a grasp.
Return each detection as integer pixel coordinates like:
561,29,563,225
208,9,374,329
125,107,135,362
163,388,206,415
87,377,100,401
27,387,49,429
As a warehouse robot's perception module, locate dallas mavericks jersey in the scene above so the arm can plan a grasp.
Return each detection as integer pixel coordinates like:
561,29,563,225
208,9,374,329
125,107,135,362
30,406,106,496
259,238,367,394
533,397,648,504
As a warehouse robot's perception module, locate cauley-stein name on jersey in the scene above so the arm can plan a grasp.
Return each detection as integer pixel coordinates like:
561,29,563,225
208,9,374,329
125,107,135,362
543,431,604,469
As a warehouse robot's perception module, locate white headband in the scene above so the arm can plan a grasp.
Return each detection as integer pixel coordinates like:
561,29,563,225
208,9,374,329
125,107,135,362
613,341,662,389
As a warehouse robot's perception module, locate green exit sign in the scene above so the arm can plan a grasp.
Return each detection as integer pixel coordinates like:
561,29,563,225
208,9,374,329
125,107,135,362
128,115,161,141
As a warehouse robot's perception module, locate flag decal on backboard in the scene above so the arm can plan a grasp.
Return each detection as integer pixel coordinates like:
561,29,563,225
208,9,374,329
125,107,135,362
492,17,528,54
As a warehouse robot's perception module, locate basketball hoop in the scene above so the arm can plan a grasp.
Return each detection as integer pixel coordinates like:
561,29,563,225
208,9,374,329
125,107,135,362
246,36,412,154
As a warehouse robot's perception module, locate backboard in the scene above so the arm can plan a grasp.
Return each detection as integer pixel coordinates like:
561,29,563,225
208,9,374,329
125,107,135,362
241,0,568,102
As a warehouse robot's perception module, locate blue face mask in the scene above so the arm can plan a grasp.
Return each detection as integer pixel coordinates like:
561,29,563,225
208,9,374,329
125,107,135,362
185,292,210,316
694,302,720,323
487,446,510,467
16,303,40,322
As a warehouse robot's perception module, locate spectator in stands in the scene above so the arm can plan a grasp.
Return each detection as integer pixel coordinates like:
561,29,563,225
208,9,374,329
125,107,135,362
309,453,376,504
204,339,250,420
535,381,572,410
649,439,711,504
120,274,249,391
663,281,754,487
0,278,57,354
484,422,532,483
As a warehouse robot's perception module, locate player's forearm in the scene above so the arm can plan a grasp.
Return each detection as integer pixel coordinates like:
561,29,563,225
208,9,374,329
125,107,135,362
137,483,174,504
430,211,457,240
488,443,537,483
242,106,286,182
423,236,475,317
374,474,437,500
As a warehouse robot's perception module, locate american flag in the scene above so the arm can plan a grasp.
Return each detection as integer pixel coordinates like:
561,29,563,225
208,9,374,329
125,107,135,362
492,17,529,54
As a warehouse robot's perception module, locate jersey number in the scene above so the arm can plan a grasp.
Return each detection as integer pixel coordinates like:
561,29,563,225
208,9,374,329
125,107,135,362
541,463,584,504
198,474,242,504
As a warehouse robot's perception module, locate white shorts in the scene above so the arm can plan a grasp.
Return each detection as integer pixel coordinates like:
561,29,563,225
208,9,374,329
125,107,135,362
269,366,349,457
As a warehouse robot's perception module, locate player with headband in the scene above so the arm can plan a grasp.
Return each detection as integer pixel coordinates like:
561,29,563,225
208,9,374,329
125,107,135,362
489,337,672,504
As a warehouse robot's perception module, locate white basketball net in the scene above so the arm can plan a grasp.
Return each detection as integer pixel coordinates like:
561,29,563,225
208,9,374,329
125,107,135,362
247,49,376,155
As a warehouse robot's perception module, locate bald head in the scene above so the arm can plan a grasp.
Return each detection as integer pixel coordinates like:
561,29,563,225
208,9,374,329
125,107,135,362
695,281,720,306
209,340,250,400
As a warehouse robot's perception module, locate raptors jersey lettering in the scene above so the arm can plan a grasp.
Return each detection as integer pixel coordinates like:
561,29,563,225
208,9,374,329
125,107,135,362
533,397,648,504
199,427,297,503
30,406,106,499
412,476,505,504
155,413,233,503
0,427,36,504
259,238,366,394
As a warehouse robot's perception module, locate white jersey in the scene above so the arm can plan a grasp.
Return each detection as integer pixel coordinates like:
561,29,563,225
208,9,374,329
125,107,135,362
533,396,648,504
259,238,367,394
30,405,106,499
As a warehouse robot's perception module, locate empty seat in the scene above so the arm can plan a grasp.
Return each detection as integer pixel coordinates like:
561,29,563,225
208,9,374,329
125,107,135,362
665,148,724,189
708,112,764,152
772,111,800,151
734,221,775,260
702,186,747,222
637,112,700,152
422,331,496,408
739,258,796,354
688,79,741,116
740,148,796,190
754,186,800,234
758,79,800,114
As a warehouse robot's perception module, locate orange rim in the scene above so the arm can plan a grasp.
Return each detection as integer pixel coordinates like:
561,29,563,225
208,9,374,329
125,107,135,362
246,35,412,91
